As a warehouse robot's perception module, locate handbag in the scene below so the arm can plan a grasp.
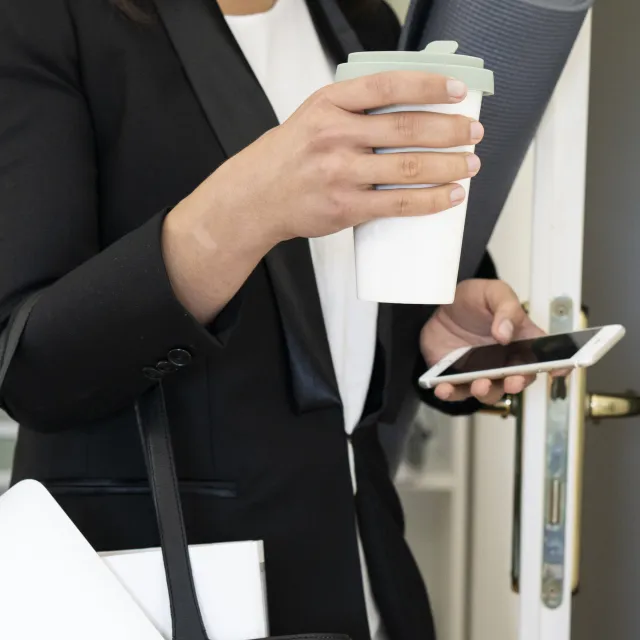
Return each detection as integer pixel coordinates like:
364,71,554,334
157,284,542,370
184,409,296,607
0,290,350,640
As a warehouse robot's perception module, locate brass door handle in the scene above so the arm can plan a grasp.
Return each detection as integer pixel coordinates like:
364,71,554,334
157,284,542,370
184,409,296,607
478,395,522,418
587,392,640,421
480,390,640,421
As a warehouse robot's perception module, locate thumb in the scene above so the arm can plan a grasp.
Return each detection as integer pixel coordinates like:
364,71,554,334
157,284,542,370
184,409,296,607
485,281,527,344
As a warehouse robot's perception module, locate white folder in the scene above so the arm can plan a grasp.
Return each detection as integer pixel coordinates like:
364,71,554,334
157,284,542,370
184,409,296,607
0,480,269,640
102,540,269,640
0,480,164,640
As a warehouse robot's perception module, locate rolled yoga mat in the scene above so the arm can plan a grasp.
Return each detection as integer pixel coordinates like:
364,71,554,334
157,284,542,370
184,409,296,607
379,1,593,472
399,0,594,281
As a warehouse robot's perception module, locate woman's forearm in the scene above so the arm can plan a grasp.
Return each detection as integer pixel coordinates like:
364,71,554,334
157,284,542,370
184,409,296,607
162,174,276,325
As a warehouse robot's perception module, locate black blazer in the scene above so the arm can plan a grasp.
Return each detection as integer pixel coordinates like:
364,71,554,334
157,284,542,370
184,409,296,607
0,2,494,640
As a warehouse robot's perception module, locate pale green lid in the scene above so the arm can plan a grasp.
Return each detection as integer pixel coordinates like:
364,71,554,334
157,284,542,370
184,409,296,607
335,41,494,96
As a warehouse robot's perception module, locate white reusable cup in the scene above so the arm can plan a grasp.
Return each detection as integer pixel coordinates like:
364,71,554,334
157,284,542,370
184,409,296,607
335,41,494,304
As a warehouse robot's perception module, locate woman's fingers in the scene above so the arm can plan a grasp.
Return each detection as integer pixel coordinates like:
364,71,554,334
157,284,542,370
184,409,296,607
434,382,466,401
326,71,468,112
435,379,504,404
355,151,480,186
468,379,503,405
296,72,486,229
503,375,534,395
352,110,484,150
435,374,538,404
471,374,537,402
358,182,466,220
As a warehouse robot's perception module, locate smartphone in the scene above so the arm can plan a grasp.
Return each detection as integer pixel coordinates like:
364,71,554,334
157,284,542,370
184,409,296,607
419,325,626,389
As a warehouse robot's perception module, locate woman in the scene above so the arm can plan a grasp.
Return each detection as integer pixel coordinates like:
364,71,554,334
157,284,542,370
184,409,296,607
0,1,541,639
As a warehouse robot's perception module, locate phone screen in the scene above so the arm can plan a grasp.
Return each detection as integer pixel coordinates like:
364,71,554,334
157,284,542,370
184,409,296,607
439,329,600,377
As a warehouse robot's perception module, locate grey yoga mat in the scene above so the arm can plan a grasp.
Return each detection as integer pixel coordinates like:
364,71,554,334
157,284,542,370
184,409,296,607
399,0,594,281
379,1,593,472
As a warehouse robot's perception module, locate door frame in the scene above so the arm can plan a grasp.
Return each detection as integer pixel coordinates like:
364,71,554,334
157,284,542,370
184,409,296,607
519,12,593,640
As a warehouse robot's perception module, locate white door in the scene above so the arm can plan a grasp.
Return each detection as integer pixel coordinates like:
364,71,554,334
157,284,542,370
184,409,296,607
470,13,594,640
518,11,592,640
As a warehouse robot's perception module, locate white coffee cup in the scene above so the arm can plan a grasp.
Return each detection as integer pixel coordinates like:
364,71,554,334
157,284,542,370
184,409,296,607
335,42,494,304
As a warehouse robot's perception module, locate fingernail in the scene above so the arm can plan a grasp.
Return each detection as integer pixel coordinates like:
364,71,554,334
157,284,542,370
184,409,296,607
470,121,484,143
446,78,467,100
498,319,514,341
450,185,466,205
466,153,481,176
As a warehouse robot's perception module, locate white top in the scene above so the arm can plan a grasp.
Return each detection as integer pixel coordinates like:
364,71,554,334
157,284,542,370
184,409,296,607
225,1,382,639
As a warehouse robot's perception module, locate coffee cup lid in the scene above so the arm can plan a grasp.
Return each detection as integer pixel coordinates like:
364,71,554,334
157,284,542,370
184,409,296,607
335,41,494,96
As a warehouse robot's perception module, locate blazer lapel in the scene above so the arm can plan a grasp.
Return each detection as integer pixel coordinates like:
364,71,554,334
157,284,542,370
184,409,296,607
308,0,395,426
153,0,275,165
154,0,349,413
307,0,362,60
399,0,435,51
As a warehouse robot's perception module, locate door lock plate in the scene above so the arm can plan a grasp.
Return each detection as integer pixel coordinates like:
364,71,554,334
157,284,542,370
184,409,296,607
540,296,574,608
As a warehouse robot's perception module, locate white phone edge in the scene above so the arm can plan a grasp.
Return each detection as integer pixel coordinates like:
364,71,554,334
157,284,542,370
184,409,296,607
574,324,626,366
418,324,626,390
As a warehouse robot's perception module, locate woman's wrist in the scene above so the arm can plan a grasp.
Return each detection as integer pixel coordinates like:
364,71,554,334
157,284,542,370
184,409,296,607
162,178,277,324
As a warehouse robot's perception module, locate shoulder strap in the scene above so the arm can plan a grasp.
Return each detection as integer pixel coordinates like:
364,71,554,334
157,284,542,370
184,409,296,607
135,384,209,640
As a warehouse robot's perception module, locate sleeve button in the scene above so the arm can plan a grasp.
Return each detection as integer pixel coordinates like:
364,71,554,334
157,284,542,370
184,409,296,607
167,348,192,367
143,367,164,380
156,360,177,373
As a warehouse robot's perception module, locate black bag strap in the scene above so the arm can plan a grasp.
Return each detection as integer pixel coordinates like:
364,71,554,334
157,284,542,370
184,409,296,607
135,384,209,640
0,292,349,640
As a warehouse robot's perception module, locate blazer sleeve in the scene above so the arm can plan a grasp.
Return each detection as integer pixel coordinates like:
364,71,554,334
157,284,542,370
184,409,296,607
0,0,235,430
416,251,499,416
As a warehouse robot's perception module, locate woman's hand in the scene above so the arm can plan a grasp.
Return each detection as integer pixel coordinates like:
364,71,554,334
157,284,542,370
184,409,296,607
163,71,483,324
202,70,483,244
420,279,545,405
